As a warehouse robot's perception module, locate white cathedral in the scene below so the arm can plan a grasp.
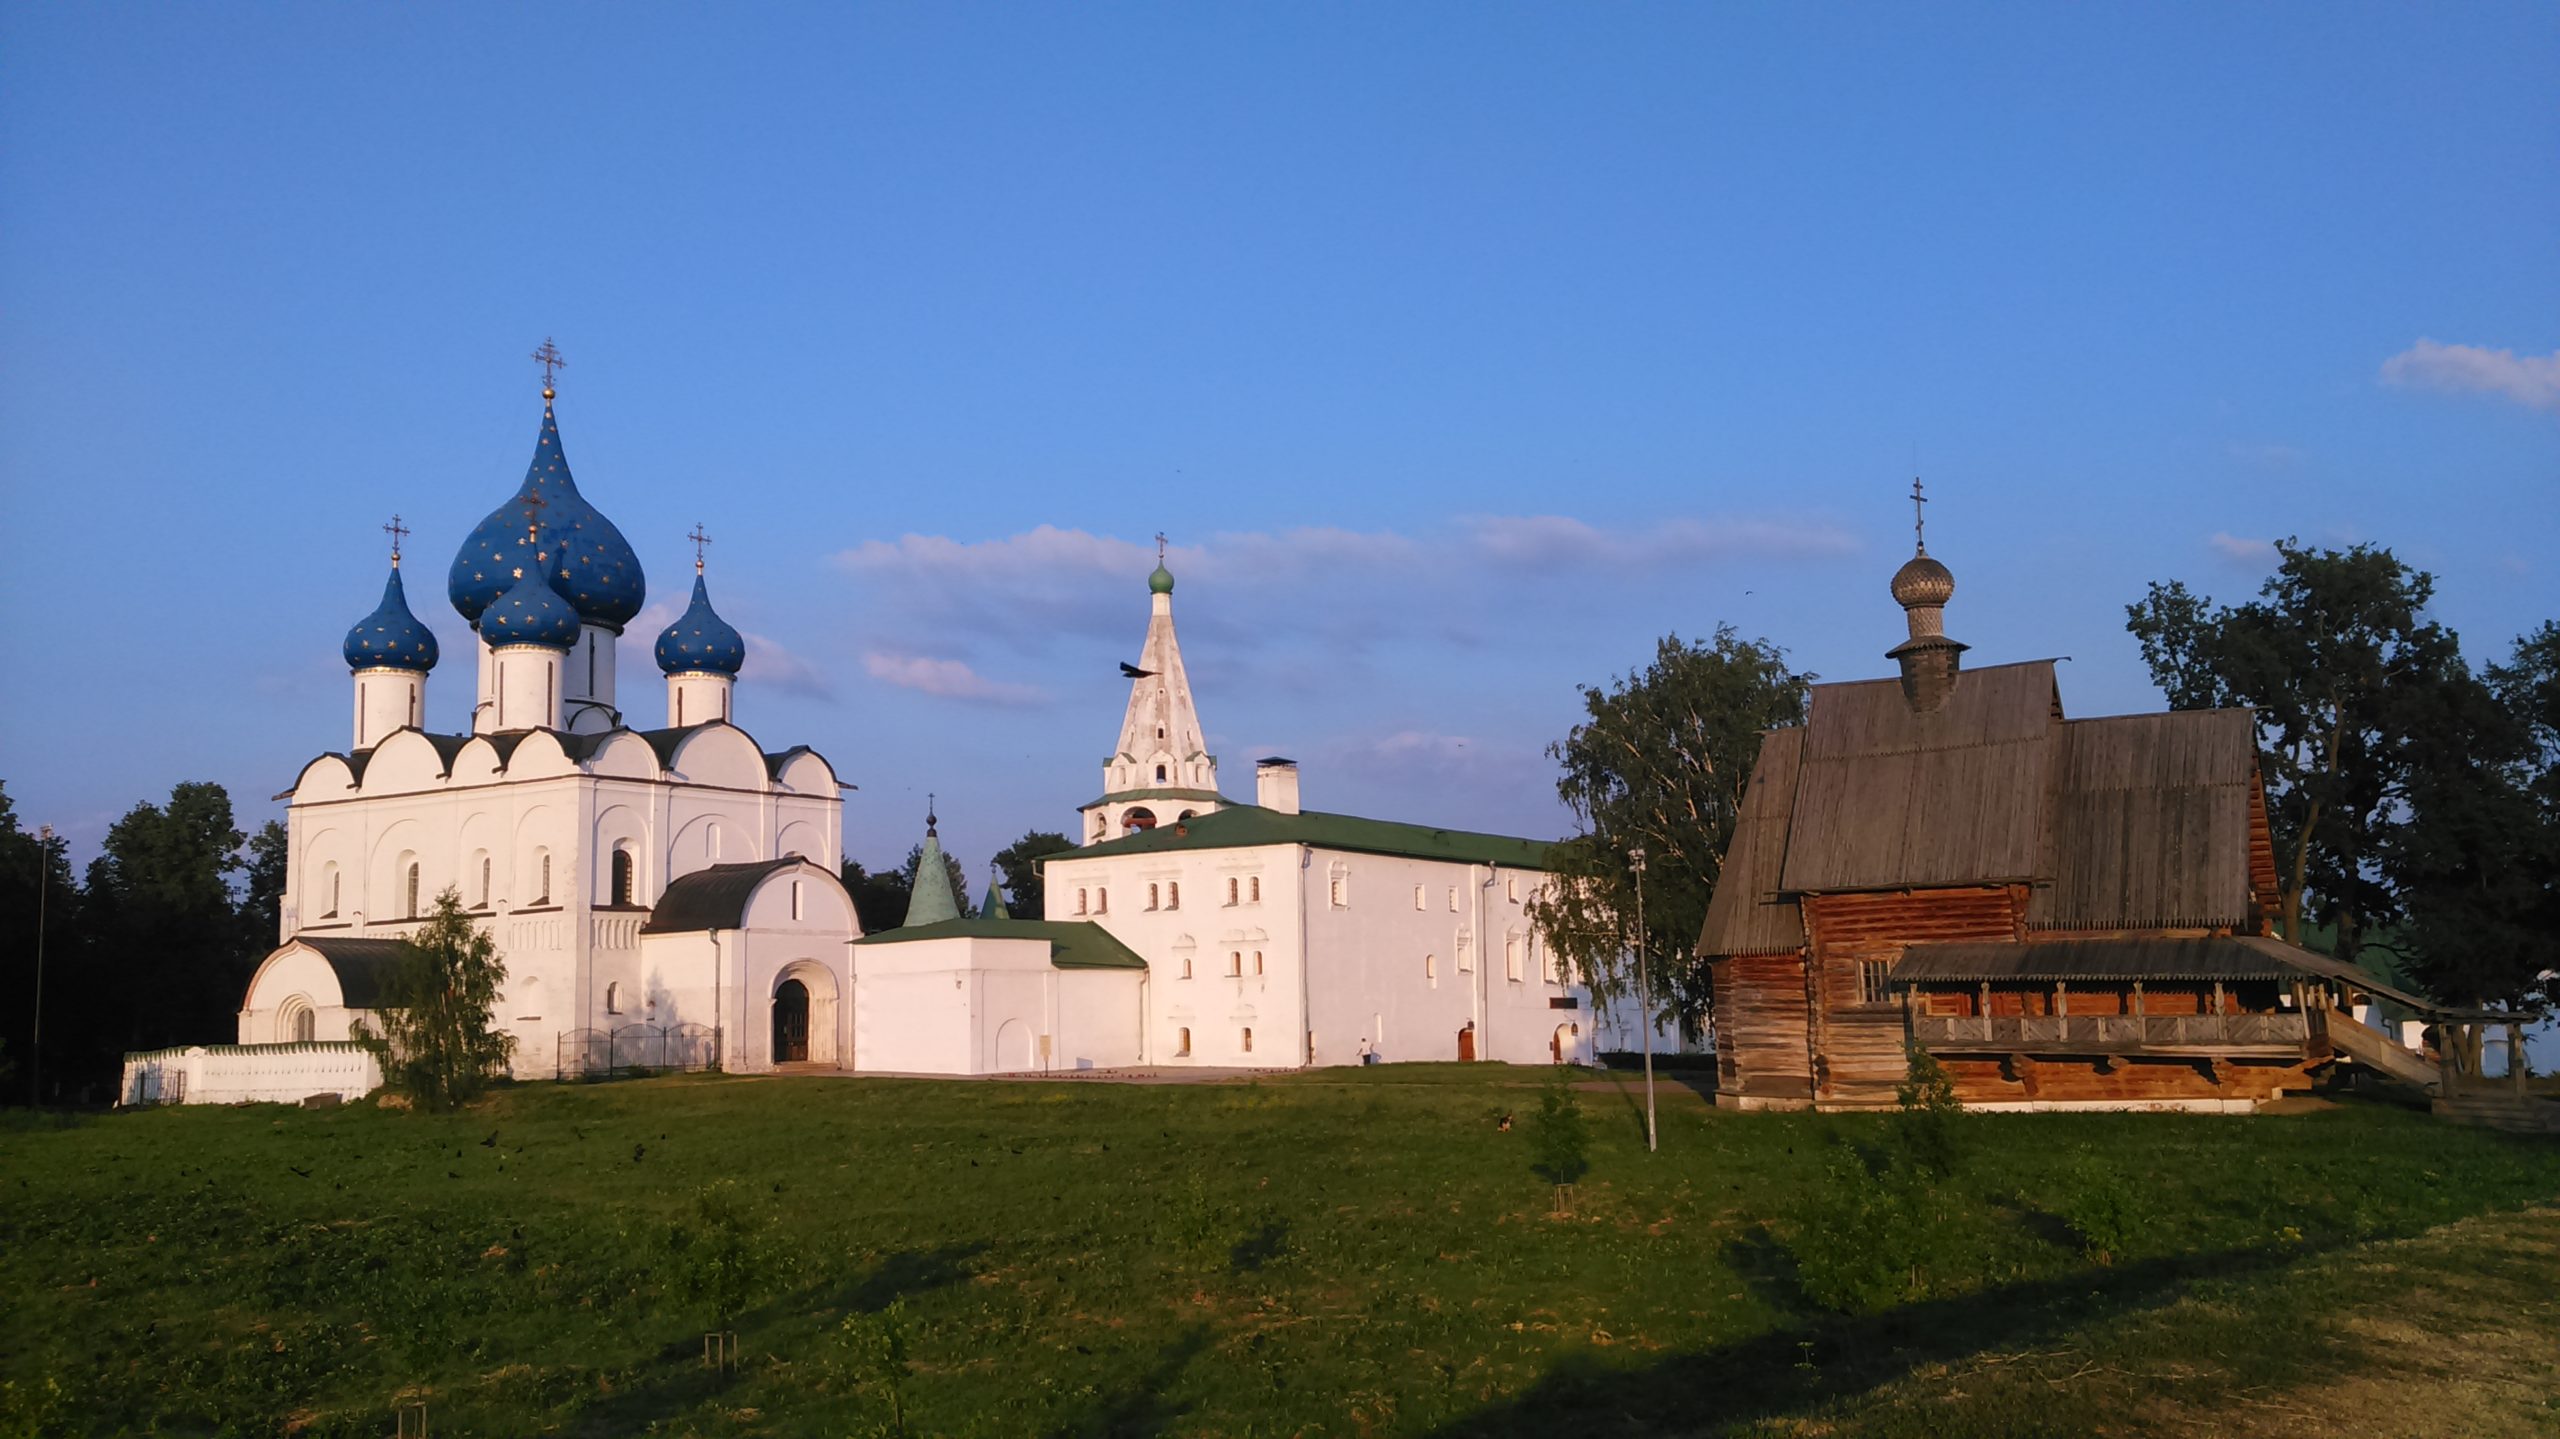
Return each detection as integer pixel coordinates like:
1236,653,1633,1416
152,372,1593,1102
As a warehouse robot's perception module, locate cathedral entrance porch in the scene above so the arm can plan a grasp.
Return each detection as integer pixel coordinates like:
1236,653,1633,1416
773,980,810,1064
765,960,841,1068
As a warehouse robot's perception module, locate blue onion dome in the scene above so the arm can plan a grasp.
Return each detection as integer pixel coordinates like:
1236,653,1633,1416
447,398,648,631
1148,561,1175,595
478,548,581,650
655,571,747,677
342,564,440,672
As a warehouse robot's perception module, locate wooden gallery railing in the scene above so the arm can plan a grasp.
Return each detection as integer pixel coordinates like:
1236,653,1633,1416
1908,1011,2311,1053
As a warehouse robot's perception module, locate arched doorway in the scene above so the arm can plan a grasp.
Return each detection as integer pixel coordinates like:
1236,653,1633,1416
1457,1023,1477,1062
772,979,810,1064
1551,1022,1579,1064
994,1018,1034,1072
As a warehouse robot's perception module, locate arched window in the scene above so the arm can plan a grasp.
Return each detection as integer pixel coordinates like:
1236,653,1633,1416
1096,888,1108,915
1176,1026,1192,1057
478,855,492,908
1227,950,1242,977
320,864,340,919
1248,877,1260,903
1425,953,1437,982
611,848,635,907
1155,764,1167,782
1414,885,1426,910
405,862,421,919
535,851,552,905
605,981,624,1015
1505,934,1523,982
1241,1027,1254,1054
709,822,723,859
279,996,315,1044
1180,956,1193,978
1225,877,1239,906
1147,883,1160,911
1122,808,1157,835
1076,888,1089,915
1252,951,1264,975
1165,881,1179,909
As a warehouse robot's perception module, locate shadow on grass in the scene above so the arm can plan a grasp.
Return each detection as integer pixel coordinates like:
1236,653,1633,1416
1042,1325,1213,1439
1229,1218,1289,1273
1419,1235,2350,1439
552,1242,991,1438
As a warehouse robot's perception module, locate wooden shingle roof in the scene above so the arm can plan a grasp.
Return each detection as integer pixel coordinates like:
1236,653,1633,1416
1692,729,1807,956
2027,709,2258,931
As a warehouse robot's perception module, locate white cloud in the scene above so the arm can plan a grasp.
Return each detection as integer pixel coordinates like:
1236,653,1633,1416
1460,514,1855,568
2206,532,2277,566
2380,339,2560,413
862,651,1048,706
744,631,834,699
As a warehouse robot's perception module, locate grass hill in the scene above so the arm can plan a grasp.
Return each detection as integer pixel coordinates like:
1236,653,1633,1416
2,1066,2554,1437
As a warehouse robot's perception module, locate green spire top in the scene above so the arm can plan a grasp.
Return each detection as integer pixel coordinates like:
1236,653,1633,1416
902,800,961,927
978,865,1010,921
1147,530,1174,594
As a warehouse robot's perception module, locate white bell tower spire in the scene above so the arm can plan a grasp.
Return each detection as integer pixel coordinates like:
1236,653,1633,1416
1080,536,1222,844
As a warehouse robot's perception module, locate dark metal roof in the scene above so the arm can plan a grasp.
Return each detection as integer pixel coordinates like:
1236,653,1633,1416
1693,728,1808,956
1069,801,1554,867
287,935,412,1007
855,918,1149,970
1777,661,2059,893
642,859,823,934
2028,710,2258,930
1894,936,2330,984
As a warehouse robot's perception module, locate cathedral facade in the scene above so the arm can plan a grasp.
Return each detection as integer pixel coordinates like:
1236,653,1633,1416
185,364,1590,1097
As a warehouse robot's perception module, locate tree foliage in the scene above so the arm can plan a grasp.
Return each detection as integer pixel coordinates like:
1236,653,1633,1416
2126,541,2463,965
2387,623,2560,1008
839,859,912,935
1529,629,1811,1041
992,829,1073,918
355,888,515,1110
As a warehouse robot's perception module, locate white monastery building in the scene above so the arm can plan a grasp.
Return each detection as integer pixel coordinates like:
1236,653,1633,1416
128,365,1592,1103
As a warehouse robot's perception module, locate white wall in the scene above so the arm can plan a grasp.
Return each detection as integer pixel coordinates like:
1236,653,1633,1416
121,1044,381,1107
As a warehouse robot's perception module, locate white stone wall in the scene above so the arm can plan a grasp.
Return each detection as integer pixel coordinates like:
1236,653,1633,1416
1043,841,1586,1069
121,1043,381,1107
848,935,1145,1074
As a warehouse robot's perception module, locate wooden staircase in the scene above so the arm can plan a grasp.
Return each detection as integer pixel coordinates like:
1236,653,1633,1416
2431,1091,2560,1134
2323,1010,2443,1092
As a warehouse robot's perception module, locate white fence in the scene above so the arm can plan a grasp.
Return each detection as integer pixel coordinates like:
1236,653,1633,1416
120,1042,382,1107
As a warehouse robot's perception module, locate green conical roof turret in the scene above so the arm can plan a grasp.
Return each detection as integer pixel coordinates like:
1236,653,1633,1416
902,804,962,927
979,865,1010,920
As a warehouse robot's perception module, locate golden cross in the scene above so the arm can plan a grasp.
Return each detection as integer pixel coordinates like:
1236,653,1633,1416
384,513,410,566
688,522,713,573
531,338,567,394
1910,478,1928,554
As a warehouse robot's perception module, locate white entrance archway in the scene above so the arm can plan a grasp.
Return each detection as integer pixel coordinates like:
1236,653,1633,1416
770,960,840,1066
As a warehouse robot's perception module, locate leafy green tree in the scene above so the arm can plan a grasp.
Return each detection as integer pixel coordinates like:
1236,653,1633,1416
80,782,249,1068
992,829,1073,918
840,859,912,935
239,820,289,949
1529,628,1812,1040
354,889,515,1110
1527,1063,1590,1187
2388,623,2560,1010
0,784,82,1103
2126,541,2463,965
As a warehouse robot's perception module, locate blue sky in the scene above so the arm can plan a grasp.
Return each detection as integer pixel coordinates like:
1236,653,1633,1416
2,3,2554,876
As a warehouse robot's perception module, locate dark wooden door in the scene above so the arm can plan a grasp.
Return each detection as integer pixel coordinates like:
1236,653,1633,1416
773,979,810,1063
1458,1026,1476,1062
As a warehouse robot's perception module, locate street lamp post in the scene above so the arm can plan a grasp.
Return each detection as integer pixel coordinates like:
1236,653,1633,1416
1630,846,1656,1153
31,823,51,1107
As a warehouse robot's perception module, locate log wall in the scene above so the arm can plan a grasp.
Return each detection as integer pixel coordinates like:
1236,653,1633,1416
1712,952,1814,1102
1803,887,2023,1106
1939,1054,2315,1107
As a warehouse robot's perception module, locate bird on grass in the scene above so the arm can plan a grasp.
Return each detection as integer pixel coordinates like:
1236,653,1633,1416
287,1164,312,1179
479,1131,498,1149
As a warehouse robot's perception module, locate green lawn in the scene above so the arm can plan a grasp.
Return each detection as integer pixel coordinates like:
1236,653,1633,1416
3,1068,2555,1438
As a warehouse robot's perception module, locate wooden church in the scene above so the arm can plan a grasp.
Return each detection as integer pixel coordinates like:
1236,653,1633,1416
1694,503,2416,1112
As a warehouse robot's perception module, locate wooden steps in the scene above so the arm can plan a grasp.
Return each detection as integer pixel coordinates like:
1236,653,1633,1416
2433,1092,2560,1134
2323,1010,2443,1093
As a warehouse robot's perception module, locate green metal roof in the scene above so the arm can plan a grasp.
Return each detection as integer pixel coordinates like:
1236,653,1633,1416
854,918,1148,970
904,829,961,926
1067,802,1558,868
1076,786,1226,811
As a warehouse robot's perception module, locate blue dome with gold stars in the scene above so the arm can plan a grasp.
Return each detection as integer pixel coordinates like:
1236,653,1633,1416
447,397,647,631
479,550,582,650
655,572,747,676
342,565,440,672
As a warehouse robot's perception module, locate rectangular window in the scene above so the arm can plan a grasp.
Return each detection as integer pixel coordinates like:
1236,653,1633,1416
1504,934,1522,982
791,880,803,921
1241,1027,1254,1054
1248,877,1261,903
1425,953,1437,983
1225,877,1239,906
1541,938,1558,984
1859,960,1894,1006
1448,886,1458,912
1328,865,1348,909
1227,951,1242,977
1507,875,1519,903
1414,885,1426,910
1166,881,1179,910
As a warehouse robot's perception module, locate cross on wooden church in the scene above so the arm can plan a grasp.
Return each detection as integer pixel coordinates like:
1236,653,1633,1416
1910,478,1928,554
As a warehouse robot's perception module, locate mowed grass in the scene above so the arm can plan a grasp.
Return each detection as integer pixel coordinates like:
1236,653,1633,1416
2,1068,2555,1438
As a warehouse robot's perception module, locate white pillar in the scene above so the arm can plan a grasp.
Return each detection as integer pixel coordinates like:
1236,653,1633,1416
667,672,734,728
563,623,621,733
351,667,425,750
492,644,565,731
473,636,500,735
